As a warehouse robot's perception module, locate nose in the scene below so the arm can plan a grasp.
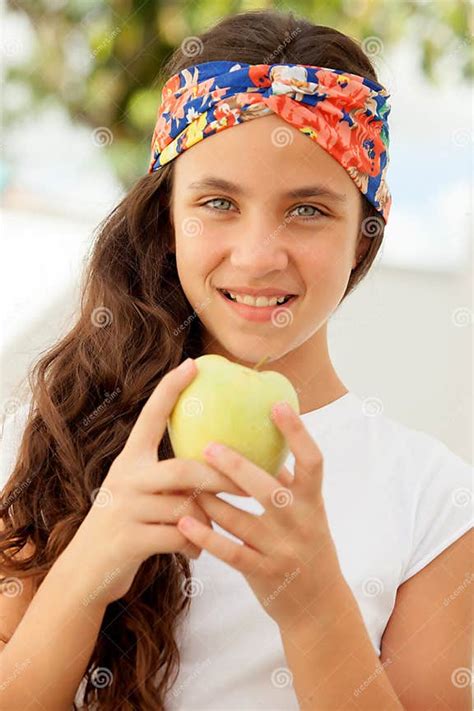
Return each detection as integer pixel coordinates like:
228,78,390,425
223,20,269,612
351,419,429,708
229,213,289,274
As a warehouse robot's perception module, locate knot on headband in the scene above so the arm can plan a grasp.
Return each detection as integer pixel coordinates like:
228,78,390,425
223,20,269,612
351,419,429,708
148,60,392,224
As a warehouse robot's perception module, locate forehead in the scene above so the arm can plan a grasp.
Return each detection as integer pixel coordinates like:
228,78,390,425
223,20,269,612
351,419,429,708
172,113,358,201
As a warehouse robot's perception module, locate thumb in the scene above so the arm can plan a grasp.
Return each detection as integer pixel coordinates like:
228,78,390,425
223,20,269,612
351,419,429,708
123,358,197,460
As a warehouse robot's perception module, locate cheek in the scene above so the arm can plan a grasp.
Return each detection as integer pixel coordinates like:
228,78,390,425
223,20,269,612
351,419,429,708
300,240,352,290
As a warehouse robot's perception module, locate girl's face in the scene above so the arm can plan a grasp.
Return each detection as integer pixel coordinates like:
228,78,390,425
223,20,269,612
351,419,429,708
170,113,362,365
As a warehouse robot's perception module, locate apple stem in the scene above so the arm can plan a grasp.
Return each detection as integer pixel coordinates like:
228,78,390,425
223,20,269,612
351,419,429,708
254,355,271,371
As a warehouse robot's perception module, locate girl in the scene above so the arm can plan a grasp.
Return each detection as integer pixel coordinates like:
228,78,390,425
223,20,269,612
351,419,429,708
0,9,471,711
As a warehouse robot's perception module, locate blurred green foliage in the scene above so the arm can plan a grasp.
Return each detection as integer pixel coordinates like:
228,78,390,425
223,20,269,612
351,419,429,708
6,0,473,188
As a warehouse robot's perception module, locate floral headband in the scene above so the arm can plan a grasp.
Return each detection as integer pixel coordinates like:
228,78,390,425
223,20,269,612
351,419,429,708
148,60,392,224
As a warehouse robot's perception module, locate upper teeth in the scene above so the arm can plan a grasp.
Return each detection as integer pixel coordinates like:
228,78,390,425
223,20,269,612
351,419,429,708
222,290,291,307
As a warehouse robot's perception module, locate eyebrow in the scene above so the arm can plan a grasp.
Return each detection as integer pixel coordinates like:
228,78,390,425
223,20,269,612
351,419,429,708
186,177,347,203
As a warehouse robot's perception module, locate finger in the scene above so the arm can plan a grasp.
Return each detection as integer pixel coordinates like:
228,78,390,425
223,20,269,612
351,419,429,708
275,465,294,487
136,458,248,497
187,545,202,559
123,359,197,460
168,489,213,528
136,522,201,559
195,492,274,554
270,403,323,489
132,494,213,527
177,515,262,575
203,443,281,509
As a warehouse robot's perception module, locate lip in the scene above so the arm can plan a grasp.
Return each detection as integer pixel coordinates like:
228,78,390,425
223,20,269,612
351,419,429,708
216,288,298,322
217,286,297,297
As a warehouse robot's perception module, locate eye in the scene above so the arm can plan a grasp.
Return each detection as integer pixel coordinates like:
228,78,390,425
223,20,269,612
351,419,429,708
289,204,326,221
200,197,235,213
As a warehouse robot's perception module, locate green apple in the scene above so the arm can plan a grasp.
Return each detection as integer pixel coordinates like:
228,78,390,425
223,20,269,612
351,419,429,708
167,354,300,477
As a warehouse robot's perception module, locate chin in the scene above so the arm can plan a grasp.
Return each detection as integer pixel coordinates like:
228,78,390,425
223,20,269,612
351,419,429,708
204,331,288,366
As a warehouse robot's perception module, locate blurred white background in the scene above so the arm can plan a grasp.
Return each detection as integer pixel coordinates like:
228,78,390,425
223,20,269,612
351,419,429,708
1,8,472,464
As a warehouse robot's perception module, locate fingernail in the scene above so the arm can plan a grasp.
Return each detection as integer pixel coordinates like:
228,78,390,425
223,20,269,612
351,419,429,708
179,516,196,530
178,358,194,373
272,401,291,417
204,442,225,457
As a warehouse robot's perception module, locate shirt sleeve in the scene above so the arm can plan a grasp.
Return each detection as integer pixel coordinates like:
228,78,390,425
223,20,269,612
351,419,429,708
0,404,30,490
399,432,473,585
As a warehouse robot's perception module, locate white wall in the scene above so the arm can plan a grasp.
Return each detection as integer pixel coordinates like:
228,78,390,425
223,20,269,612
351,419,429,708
332,255,472,464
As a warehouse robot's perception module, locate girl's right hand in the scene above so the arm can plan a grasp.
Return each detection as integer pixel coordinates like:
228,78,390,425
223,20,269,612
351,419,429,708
63,358,244,606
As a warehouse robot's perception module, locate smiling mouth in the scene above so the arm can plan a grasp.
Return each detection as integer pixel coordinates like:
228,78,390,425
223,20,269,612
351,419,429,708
217,289,295,306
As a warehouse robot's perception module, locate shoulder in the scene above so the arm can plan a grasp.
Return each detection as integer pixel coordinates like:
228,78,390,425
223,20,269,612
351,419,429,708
346,401,472,584
355,401,472,484
0,516,38,649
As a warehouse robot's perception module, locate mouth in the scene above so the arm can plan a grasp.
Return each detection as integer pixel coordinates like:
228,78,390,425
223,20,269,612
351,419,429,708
215,288,298,322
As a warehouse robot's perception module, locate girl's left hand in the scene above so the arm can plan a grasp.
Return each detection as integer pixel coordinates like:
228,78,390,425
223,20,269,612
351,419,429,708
176,401,344,629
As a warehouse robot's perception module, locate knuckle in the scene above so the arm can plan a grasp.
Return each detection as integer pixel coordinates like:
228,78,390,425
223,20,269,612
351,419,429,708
189,545,202,559
190,502,207,522
298,518,314,543
262,557,279,578
178,533,196,555
227,544,245,567
311,450,323,467
224,507,241,530
170,458,188,481
286,415,302,433
229,451,244,470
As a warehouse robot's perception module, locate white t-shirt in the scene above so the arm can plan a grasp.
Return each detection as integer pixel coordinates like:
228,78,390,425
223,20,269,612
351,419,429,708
1,393,472,710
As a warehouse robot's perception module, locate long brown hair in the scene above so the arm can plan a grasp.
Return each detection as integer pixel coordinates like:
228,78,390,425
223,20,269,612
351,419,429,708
0,9,386,709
